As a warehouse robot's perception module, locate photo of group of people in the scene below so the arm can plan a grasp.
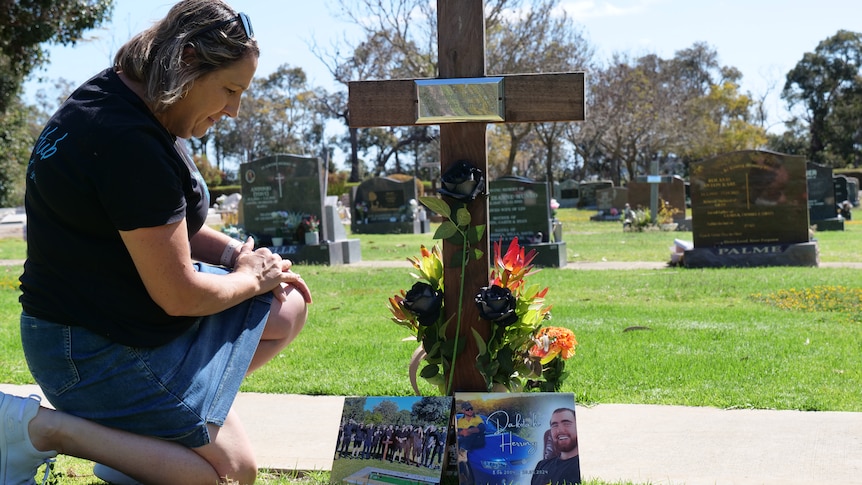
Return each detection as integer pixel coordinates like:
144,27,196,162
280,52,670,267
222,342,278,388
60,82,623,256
336,420,447,468
331,396,453,485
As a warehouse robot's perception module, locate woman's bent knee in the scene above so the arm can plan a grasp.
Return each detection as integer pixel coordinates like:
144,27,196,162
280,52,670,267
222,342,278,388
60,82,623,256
264,285,308,343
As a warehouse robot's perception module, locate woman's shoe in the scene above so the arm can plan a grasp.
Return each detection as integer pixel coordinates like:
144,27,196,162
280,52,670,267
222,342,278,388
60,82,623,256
93,463,143,485
0,391,58,485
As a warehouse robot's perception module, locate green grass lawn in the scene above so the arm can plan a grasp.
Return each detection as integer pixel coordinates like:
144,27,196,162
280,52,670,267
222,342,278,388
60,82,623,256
2,208,861,484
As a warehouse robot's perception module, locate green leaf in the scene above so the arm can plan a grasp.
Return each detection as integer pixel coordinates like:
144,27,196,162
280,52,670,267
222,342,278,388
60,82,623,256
468,224,486,243
420,196,451,218
434,220,459,240
472,248,484,261
455,207,472,227
472,328,488,356
420,363,441,379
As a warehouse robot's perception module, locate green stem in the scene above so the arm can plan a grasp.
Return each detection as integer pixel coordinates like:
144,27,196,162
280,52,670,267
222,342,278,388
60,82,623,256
445,229,470,396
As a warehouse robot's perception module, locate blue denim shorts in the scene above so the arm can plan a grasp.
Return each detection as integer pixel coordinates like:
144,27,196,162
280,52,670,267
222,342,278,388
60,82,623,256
20,263,272,448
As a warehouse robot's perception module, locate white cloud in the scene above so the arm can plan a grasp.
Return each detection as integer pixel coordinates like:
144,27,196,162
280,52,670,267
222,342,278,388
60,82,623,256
558,0,665,20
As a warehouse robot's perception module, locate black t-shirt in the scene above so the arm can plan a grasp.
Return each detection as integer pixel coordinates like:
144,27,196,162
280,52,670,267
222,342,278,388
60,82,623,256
531,455,581,485
19,68,210,347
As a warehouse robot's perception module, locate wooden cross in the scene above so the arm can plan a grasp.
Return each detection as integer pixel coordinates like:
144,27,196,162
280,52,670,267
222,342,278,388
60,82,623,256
348,0,585,392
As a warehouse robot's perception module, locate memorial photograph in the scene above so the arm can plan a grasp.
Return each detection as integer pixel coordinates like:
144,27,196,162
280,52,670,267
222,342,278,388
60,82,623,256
453,392,579,485
331,396,454,485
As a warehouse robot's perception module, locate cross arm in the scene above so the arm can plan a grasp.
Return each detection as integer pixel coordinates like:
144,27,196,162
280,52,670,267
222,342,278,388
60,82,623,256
348,72,585,128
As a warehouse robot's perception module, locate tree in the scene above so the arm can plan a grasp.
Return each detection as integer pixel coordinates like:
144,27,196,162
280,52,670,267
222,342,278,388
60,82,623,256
486,0,593,182
0,0,114,114
318,0,440,181
213,64,324,169
0,1,113,205
342,397,367,422
0,99,40,206
365,399,397,424
782,30,862,167
569,43,764,184
411,396,451,424
322,0,585,181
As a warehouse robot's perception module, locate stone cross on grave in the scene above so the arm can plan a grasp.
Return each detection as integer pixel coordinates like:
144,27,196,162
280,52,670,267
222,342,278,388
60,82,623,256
348,0,585,392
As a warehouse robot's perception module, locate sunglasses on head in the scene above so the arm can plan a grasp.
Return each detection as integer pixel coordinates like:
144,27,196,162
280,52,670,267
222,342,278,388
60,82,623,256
194,12,254,40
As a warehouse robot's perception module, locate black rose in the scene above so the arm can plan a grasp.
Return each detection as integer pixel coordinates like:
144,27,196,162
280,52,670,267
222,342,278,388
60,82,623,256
438,160,485,201
402,282,444,326
475,285,518,326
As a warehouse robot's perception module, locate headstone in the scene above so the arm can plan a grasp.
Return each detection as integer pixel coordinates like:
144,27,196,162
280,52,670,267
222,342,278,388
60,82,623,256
833,174,859,208
557,179,580,208
351,176,431,234
807,162,843,231
489,176,566,267
684,150,817,268
849,177,860,207
627,175,687,223
591,187,628,221
576,181,613,209
551,180,562,203
240,154,360,265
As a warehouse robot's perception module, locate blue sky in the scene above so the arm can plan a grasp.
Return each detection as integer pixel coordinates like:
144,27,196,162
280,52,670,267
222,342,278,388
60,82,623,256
23,0,861,137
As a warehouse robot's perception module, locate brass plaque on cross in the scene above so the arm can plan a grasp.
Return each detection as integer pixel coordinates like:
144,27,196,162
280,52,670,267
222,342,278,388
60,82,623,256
415,77,504,124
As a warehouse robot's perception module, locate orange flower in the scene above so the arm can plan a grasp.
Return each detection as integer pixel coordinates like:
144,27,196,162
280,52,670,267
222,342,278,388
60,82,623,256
490,237,538,292
529,326,577,364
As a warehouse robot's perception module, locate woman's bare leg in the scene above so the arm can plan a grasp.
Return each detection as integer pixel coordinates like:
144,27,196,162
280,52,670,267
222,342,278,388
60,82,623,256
27,405,258,484
248,283,308,374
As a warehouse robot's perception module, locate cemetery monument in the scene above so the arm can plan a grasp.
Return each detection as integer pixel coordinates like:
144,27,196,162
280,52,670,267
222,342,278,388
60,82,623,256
489,176,567,267
684,150,817,268
240,154,361,265
807,162,843,231
351,176,431,234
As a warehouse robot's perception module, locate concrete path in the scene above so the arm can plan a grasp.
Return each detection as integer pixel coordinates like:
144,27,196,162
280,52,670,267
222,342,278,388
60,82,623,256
2,384,860,485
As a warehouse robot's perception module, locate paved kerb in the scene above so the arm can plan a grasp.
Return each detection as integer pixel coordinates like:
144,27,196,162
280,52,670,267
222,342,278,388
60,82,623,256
1,384,860,484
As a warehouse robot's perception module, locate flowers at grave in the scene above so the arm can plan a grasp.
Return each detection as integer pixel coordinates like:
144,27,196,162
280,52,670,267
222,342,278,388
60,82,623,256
472,237,575,392
355,201,369,223
550,198,560,218
270,211,290,236
388,195,577,394
658,198,681,225
220,224,246,241
527,326,577,392
388,196,485,395
530,326,577,363
283,211,305,230
301,214,320,232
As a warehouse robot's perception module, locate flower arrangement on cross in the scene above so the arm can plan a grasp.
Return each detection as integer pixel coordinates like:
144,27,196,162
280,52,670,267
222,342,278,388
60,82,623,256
388,174,577,394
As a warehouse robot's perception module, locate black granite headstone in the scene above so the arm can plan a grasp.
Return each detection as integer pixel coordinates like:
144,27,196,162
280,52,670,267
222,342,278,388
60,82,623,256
576,181,613,209
834,175,850,206
240,154,360,265
807,162,843,230
351,176,430,234
489,176,566,267
240,155,322,241
685,150,817,268
808,162,836,221
557,179,579,208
